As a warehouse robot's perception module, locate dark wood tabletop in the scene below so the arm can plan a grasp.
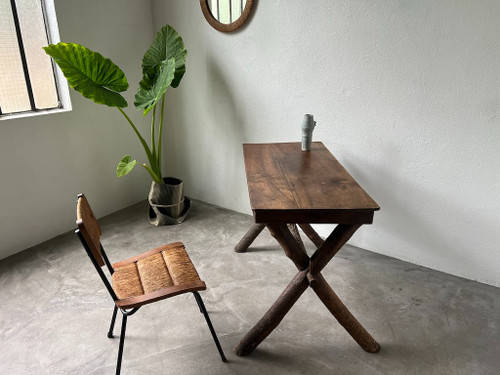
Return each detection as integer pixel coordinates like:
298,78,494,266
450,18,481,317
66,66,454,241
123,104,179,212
243,142,380,224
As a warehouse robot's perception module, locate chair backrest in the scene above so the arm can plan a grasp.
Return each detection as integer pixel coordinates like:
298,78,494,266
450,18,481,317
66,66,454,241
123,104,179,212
76,193,104,267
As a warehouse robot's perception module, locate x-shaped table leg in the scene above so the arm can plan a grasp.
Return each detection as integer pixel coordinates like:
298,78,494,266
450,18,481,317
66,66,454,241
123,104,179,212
234,223,324,253
234,223,380,356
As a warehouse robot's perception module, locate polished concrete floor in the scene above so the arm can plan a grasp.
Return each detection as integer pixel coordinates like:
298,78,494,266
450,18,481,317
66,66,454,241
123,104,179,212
1,200,499,375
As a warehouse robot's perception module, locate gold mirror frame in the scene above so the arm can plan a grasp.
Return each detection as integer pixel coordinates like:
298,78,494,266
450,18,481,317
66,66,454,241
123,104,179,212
200,0,254,32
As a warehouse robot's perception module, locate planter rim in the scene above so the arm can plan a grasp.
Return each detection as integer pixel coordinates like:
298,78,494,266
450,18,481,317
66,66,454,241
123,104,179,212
154,176,183,186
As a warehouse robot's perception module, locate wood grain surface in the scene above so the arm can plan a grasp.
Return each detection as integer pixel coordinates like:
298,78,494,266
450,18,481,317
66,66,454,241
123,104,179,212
243,142,379,223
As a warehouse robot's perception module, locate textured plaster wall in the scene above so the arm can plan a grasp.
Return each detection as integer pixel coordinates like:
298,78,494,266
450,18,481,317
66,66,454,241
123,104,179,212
0,0,154,259
151,1,500,286
1,0,498,288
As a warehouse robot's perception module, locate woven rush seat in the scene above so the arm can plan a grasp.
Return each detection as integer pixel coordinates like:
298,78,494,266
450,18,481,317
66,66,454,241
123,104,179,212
111,242,206,309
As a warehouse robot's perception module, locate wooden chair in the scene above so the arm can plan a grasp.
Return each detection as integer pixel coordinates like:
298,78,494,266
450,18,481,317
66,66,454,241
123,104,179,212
75,193,226,374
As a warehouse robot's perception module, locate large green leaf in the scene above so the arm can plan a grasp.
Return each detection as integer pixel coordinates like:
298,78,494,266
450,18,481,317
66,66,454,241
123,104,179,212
116,155,137,177
134,58,176,116
44,43,128,108
141,25,187,89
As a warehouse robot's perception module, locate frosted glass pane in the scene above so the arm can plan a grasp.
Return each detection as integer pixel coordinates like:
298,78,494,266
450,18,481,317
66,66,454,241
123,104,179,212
0,0,31,114
209,0,246,25
219,0,230,24
210,0,219,20
231,0,241,21
16,0,59,110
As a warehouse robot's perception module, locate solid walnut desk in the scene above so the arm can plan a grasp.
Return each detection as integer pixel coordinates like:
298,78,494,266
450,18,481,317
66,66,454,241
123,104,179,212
234,142,381,356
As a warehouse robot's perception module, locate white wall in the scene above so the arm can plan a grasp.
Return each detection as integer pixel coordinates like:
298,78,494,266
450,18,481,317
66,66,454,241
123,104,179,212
151,1,500,286
0,0,154,259
1,0,498,288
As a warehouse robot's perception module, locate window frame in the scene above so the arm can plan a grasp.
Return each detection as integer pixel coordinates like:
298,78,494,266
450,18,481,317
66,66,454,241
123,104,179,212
0,0,71,121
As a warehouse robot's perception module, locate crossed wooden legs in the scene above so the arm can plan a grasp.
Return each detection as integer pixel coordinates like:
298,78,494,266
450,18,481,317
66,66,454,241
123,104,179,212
234,223,324,253
233,223,380,356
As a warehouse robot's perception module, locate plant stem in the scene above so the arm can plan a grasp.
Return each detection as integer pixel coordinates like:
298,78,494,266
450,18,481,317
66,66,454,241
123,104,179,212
117,107,162,183
158,94,166,174
141,164,162,184
151,105,156,161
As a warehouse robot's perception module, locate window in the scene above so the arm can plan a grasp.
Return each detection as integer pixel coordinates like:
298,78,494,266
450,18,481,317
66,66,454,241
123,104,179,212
0,0,70,119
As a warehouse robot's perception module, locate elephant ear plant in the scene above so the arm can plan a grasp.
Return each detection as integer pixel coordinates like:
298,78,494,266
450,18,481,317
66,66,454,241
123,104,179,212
43,25,187,185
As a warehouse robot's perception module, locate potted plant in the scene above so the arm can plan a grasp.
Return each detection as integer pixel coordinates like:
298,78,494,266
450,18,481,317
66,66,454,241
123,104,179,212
44,25,190,225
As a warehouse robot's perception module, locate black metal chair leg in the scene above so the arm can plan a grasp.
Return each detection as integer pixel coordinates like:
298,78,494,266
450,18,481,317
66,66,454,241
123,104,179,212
193,292,227,362
116,313,128,375
194,292,204,313
108,305,118,338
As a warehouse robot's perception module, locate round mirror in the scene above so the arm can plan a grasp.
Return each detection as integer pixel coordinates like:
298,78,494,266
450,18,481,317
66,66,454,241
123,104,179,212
200,0,254,32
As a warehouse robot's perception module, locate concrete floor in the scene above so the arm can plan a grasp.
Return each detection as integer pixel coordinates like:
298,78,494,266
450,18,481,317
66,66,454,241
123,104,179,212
1,200,499,375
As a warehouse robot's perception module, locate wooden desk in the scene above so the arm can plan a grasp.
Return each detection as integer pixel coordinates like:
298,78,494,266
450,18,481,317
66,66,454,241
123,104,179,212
234,142,381,356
